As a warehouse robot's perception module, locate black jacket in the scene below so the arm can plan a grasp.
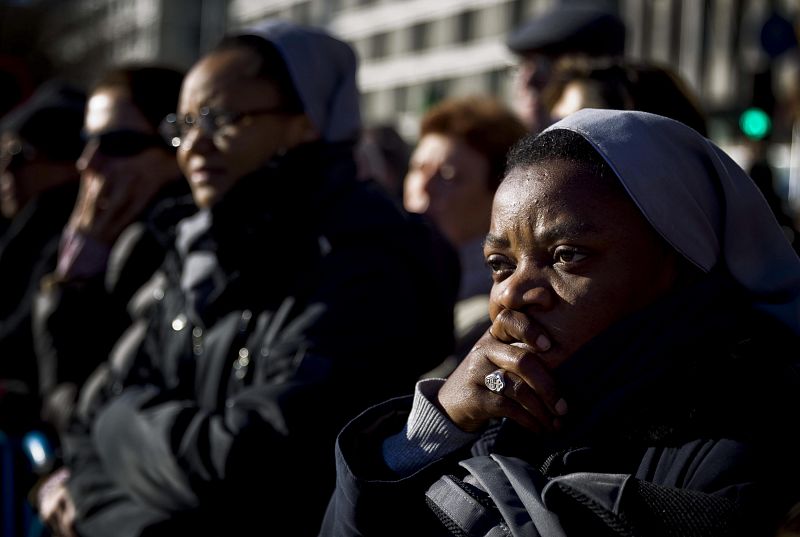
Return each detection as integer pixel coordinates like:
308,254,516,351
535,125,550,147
33,180,195,435
64,142,457,537
0,180,78,431
321,271,800,537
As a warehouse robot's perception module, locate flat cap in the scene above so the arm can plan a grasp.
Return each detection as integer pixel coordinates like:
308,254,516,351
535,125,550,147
507,3,626,57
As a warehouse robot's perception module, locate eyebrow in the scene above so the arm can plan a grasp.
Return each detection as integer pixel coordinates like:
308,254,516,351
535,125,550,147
483,233,510,249
484,220,601,250
538,220,601,243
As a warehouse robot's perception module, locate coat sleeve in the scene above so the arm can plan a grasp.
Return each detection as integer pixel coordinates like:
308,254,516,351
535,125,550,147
319,397,462,537
34,224,166,433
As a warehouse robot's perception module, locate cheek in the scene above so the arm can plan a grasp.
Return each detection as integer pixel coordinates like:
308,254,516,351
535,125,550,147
550,277,620,351
176,147,190,173
228,139,272,174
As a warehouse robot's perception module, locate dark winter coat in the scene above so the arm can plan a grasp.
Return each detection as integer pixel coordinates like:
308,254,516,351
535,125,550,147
63,142,457,537
32,180,195,435
321,270,800,537
0,180,78,431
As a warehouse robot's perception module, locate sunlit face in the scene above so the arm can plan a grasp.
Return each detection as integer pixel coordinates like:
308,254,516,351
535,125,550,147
77,88,178,210
177,47,316,208
403,133,494,247
485,159,680,369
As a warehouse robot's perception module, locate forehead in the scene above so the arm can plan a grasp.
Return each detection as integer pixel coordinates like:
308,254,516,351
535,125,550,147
412,133,483,165
492,160,641,238
85,88,151,134
0,131,21,144
180,48,281,110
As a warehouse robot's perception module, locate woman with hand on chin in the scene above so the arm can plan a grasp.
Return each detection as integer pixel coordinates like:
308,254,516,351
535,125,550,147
322,109,800,537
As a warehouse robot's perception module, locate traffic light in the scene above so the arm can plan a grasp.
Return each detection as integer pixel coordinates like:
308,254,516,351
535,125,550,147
739,68,775,140
740,107,772,140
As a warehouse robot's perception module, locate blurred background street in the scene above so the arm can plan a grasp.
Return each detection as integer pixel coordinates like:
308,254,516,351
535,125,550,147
1,0,799,216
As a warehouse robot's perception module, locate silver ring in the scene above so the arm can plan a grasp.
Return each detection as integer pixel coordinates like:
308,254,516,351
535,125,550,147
484,369,507,394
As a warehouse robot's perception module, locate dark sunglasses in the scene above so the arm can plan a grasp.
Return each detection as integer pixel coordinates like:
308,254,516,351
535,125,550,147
83,130,167,157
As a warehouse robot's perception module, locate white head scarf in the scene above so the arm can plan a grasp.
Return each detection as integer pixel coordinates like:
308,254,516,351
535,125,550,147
543,108,800,333
237,20,361,143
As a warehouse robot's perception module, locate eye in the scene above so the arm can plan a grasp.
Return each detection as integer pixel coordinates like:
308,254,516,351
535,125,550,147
486,254,515,279
212,110,236,129
553,246,588,265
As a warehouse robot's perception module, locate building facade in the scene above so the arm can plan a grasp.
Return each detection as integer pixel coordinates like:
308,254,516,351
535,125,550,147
36,0,800,144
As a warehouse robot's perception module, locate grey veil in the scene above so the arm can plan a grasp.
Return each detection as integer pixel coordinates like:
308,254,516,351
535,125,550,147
544,108,800,334
237,20,361,143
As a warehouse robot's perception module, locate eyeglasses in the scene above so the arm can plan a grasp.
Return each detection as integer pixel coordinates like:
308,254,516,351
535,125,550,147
159,105,291,149
83,130,166,158
0,139,37,164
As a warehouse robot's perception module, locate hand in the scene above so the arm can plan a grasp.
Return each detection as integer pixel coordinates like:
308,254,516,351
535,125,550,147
37,468,78,537
437,311,567,434
67,172,157,246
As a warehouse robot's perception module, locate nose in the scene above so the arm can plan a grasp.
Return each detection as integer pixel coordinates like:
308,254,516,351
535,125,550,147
179,123,215,153
76,139,102,173
494,261,554,313
403,169,431,213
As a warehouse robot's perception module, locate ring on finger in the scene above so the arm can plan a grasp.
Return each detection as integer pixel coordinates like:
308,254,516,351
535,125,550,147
484,369,508,394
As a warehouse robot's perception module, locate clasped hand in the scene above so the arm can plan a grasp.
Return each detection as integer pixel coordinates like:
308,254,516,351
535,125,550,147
437,309,568,433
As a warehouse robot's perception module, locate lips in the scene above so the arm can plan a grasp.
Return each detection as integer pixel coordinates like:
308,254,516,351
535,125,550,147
188,167,223,186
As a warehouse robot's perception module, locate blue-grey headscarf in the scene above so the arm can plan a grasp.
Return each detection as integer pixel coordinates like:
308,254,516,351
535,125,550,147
543,108,800,333
237,20,361,143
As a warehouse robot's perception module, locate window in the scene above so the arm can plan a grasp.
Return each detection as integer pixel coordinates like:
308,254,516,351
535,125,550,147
423,80,449,111
394,85,408,111
410,22,431,51
457,10,476,43
370,32,388,59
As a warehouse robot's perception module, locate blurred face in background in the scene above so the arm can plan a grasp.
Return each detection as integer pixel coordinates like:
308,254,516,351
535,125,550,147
77,87,179,238
176,47,316,209
512,54,554,133
404,133,494,248
0,132,77,218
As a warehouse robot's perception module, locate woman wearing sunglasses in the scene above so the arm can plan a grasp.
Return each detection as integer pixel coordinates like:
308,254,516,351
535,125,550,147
33,66,194,439
321,109,800,536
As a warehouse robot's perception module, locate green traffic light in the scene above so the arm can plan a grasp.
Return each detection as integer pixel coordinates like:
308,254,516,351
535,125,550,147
740,107,771,139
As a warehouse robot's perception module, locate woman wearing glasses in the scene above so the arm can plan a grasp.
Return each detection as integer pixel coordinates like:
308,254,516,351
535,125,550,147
38,21,456,537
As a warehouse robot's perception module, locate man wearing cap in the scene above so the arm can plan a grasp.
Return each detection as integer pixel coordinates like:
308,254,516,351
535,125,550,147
37,21,456,537
507,2,626,132
0,80,85,432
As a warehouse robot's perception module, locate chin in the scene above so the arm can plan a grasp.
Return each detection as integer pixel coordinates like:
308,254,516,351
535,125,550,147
191,186,218,209
0,200,17,219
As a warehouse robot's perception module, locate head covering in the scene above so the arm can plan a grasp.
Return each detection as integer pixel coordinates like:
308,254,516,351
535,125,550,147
543,108,800,333
237,20,361,143
0,79,86,160
507,3,625,57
